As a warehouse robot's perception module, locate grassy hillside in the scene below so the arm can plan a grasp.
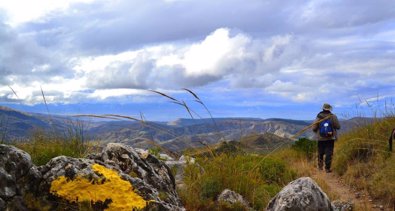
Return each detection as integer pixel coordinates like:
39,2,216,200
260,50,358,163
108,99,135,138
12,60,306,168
333,116,395,206
179,116,395,210
4,111,394,210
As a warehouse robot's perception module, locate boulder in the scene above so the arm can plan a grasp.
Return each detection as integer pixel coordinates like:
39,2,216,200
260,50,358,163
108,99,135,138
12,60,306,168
0,144,41,210
0,143,185,211
266,177,333,211
87,143,182,210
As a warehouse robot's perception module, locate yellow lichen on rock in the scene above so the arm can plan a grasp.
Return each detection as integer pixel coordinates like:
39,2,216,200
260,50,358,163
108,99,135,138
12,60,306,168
50,164,148,210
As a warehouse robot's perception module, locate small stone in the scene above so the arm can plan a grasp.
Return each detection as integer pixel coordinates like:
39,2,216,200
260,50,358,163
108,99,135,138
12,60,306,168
355,192,361,199
379,205,384,210
332,200,354,211
121,154,129,159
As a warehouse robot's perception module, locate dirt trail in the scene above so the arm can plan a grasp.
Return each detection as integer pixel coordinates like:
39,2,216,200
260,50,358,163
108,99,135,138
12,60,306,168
311,169,392,211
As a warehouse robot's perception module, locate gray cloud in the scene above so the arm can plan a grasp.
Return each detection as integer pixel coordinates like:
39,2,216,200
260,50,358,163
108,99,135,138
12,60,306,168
18,0,395,55
1,0,395,105
0,19,71,85
19,0,301,54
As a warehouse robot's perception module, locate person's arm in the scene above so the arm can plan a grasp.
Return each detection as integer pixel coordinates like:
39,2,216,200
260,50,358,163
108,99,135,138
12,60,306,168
332,115,340,130
312,117,320,132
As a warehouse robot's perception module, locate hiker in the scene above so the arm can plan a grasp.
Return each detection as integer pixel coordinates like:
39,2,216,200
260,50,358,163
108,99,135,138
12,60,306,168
389,129,394,152
312,103,340,173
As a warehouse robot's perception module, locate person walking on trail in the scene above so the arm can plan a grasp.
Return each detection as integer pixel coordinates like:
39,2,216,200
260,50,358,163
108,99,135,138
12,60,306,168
312,103,341,173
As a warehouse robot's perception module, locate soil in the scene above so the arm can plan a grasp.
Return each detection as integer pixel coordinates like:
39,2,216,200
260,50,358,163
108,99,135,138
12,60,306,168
312,169,393,211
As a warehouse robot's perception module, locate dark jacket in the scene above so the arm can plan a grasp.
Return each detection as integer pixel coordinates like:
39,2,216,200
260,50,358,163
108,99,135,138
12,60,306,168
312,110,341,141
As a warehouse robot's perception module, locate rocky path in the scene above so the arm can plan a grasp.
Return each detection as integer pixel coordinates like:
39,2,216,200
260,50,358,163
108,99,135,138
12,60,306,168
311,169,391,211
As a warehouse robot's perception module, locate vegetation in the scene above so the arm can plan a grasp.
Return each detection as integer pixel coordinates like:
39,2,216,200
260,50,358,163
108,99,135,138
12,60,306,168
14,127,93,166
333,116,395,206
291,137,317,160
3,88,395,210
180,151,297,210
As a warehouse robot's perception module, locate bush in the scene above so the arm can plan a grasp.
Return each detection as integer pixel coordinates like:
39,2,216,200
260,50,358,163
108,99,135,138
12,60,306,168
258,157,296,184
200,177,222,199
292,138,317,160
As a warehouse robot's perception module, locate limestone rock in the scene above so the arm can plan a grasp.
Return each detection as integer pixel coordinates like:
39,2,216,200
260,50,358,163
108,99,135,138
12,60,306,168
0,143,185,211
0,144,41,210
179,155,195,164
266,177,334,211
88,143,183,210
217,189,252,210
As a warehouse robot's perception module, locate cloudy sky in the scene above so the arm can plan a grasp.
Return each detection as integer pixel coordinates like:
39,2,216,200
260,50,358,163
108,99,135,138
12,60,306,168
0,0,394,120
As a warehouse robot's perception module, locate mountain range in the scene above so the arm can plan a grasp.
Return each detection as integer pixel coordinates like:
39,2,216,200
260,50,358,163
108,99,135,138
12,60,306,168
0,106,373,152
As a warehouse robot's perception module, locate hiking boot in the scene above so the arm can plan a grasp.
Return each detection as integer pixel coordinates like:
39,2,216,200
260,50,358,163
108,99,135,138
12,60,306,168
318,166,323,171
325,169,332,173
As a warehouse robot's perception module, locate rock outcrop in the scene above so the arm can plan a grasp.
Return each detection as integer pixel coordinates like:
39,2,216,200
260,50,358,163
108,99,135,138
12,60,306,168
266,177,333,211
0,143,185,211
0,144,42,211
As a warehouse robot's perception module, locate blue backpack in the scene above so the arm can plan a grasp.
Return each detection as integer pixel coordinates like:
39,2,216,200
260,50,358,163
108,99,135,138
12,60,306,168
319,118,334,137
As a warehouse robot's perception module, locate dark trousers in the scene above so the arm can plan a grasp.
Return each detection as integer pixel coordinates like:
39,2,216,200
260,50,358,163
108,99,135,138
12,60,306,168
318,140,334,170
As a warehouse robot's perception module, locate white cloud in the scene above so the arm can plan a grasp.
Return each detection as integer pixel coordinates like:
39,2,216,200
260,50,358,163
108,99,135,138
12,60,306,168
88,89,148,100
3,26,395,105
0,0,95,26
182,28,250,77
1,0,395,107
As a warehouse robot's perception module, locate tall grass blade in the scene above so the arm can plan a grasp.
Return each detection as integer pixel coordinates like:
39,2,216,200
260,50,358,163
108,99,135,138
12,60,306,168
183,88,201,102
40,86,50,116
183,88,225,141
8,85,19,99
149,90,179,102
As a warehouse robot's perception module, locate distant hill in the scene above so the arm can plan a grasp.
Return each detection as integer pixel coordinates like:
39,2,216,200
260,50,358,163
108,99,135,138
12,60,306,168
0,106,374,152
0,106,49,140
0,106,96,141
239,132,292,152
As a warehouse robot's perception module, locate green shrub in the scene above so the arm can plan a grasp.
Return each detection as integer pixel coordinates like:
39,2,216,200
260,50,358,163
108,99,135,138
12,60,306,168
200,177,222,199
292,138,317,160
258,157,296,184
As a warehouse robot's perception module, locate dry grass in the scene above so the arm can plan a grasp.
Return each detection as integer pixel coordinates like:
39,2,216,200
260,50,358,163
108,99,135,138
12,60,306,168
13,128,97,166
180,152,297,211
333,116,395,207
